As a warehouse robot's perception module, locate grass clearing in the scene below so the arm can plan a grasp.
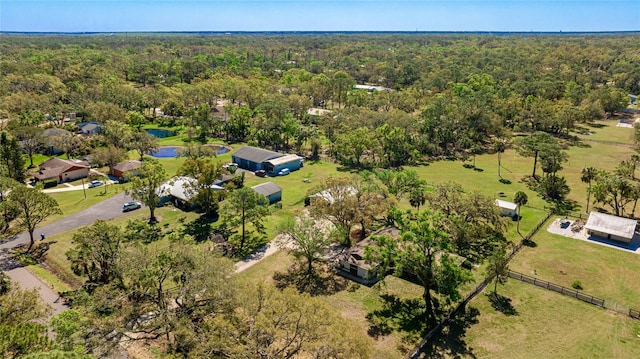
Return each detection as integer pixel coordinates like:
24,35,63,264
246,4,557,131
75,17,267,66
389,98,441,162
510,221,640,309
427,280,640,359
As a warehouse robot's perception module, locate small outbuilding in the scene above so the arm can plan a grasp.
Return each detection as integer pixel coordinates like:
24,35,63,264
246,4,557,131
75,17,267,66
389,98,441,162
251,182,282,204
263,154,303,175
231,146,283,172
111,160,143,179
585,212,637,244
495,199,518,217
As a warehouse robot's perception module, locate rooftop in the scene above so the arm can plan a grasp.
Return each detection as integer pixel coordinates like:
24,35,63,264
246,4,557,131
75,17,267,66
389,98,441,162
585,212,637,240
232,146,282,164
251,182,282,197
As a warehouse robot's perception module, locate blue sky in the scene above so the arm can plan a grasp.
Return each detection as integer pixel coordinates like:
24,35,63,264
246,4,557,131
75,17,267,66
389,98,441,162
1,1,638,32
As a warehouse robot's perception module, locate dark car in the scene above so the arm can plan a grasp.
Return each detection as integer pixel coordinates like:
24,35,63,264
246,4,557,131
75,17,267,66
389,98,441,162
254,170,267,177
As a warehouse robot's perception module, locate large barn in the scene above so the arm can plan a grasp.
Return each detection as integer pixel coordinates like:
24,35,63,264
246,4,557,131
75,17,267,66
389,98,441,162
585,212,637,244
231,146,283,172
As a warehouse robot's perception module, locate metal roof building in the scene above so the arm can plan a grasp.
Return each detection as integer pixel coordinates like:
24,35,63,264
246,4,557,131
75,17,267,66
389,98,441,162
585,212,637,243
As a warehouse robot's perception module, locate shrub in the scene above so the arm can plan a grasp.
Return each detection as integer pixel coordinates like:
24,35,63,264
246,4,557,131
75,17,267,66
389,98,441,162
571,280,583,290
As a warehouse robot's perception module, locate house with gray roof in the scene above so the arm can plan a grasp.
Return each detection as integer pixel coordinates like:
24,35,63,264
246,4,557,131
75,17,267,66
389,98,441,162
251,182,282,204
231,146,283,171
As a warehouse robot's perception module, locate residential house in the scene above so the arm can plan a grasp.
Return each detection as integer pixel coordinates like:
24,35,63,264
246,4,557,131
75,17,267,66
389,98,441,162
231,146,283,172
80,122,101,135
251,182,282,204
33,158,89,183
336,227,400,285
42,128,72,155
157,176,224,209
585,211,637,244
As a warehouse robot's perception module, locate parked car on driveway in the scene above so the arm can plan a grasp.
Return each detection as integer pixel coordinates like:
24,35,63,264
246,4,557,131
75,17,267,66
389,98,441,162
88,180,103,188
122,201,142,212
278,168,290,176
254,170,267,177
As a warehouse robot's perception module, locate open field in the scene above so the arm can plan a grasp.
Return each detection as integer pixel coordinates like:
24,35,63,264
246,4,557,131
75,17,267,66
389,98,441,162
45,185,121,224
426,280,640,359
510,220,640,310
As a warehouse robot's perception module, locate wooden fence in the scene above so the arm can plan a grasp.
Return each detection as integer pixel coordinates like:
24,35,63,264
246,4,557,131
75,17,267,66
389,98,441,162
507,270,605,307
404,210,554,359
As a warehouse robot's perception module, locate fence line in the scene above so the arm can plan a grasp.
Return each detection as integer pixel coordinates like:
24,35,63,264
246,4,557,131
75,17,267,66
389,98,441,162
405,211,554,359
506,270,605,307
581,138,636,148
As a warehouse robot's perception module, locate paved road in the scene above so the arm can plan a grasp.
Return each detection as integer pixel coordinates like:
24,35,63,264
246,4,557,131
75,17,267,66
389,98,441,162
1,192,137,250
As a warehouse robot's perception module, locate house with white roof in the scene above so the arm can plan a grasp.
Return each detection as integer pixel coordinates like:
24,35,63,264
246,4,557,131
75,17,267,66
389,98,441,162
584,212,637,244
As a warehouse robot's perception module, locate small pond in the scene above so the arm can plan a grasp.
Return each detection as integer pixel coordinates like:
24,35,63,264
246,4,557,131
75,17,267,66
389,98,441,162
145,128,176,138
149,146,181,158
149,145,232,158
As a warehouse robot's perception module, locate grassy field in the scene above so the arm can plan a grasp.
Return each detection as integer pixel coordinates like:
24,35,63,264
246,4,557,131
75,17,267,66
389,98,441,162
426,280,640,359
21,120,640,359
510,220,640,310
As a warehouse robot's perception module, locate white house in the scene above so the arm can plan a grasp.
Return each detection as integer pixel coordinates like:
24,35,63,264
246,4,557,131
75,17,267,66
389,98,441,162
495,199,518,217
584,212,637,244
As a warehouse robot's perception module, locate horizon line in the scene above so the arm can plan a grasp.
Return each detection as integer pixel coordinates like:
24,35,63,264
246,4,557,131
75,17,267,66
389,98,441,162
2,30,640,36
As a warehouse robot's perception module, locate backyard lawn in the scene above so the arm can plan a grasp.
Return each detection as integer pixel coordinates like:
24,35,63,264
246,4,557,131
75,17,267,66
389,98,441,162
426,280,640,359
510,221,640,310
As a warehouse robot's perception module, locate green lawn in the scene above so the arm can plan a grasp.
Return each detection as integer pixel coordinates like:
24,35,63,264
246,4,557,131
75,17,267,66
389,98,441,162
427,280,640,359
575,119,636,145
44,184,123,224
510,221,640,309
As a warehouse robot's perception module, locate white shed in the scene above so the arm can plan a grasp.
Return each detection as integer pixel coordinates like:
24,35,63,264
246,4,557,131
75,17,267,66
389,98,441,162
494,199,518,217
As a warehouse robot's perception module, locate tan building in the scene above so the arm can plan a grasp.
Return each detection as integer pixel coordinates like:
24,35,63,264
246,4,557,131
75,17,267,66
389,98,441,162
33,158,89,183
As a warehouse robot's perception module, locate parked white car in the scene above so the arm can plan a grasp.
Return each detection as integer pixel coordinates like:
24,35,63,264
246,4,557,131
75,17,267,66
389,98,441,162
88,180,103,188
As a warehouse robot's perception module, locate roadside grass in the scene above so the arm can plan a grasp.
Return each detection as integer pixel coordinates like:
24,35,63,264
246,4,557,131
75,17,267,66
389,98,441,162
38,205,202,290
509,222,640,309
44,185,123,224
426,280,640,359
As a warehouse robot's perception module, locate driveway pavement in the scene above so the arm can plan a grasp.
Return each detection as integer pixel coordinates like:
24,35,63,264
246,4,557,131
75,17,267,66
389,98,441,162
1,192,137,250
